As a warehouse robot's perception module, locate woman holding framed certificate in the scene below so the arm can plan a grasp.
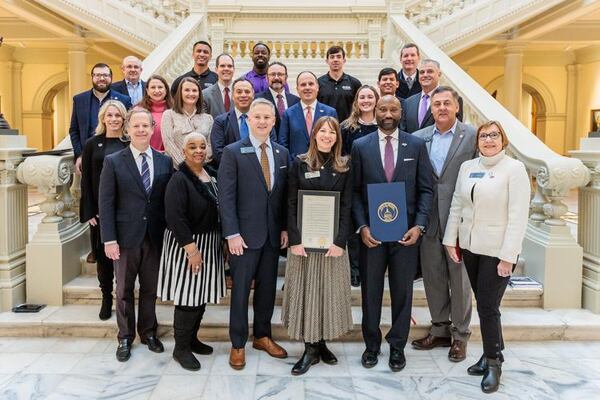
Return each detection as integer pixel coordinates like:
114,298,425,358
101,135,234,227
282,116,354,376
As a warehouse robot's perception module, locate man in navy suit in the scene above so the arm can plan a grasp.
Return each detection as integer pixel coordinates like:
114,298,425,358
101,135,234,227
218,98,290,370
111,56,145,105
99,108,173,362
352,95,433,372
279,71,337,161
210,78,278,165
395,43,422,100
69,63,132,174
255,62,299,134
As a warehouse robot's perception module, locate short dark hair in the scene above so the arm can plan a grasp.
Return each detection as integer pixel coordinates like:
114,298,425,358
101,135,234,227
192,40,212,52
378,67,398,81
232,77,254,91
215,53,235,68
91,63,112,76
431,85,459,104
252,42,270,54
326,45,345,59
296,71,318,85
267,61,287,75
400,43,420,57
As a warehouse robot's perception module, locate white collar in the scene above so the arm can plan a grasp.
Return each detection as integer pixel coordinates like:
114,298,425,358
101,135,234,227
301,100,317,110
378,129,398,141
402,70,417,81
235,108,248,119
269,87,285,100
130,144,152,159
218,81,232,93
249,133,271,149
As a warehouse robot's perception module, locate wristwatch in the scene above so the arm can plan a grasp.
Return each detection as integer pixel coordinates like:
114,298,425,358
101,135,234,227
416,225,426,235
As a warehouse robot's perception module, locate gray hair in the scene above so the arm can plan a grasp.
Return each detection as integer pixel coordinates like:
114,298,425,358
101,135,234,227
249,98,276,115
125,107,154,131
420,59,441,70
183,132,207,147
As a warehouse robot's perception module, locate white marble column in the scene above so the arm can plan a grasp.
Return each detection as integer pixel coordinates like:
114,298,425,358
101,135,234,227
10,62,23,131
565,64,581,153
503,42,526,122
67,40,89,102
368,21,382,59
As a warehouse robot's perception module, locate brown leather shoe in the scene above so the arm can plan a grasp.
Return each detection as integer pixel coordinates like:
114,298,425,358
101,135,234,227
252,337,288,359
229,347,245,370
411,334,452,350
448,340,467,362
86,251,96,264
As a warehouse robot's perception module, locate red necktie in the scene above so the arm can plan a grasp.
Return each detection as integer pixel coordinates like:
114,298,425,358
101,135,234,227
384,136,394,182
276,94,286,117
224,87,231,112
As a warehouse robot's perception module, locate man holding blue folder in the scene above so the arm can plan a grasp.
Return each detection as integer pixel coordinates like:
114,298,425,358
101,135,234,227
351,95,433,372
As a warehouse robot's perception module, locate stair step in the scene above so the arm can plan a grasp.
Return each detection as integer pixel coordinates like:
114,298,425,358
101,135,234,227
63,274,543,308
0,304,597,341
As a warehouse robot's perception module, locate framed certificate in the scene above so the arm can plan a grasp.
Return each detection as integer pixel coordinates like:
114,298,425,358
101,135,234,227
298,190,340,253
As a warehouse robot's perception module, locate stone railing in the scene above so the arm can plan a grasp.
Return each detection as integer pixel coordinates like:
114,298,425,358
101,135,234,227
387,13,589,310
396,0,566,55
223,39,372,60
141,13,208,84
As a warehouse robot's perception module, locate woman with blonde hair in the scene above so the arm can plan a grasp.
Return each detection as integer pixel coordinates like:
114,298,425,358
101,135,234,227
80,100,129,320
443,120,530,393
282,116,353,375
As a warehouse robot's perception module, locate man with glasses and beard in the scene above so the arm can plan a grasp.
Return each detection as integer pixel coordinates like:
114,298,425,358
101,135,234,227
70,63,132,175
255,62,299,135
243,43,289,94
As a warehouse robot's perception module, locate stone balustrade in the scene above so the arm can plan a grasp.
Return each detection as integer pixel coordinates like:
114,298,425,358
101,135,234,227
224,39,371,60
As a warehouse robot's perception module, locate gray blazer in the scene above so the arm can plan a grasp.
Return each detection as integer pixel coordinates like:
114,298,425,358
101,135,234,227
413,121,477,238
202,83,227,119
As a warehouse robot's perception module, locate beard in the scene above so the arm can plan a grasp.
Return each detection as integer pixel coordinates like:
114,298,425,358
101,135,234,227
93,82,110,93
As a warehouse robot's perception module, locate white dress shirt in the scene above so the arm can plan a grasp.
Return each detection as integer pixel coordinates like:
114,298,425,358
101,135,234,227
301,100,318,120
234,107,248,130
130,144,154,186
378,129,399,168
249,134,275,189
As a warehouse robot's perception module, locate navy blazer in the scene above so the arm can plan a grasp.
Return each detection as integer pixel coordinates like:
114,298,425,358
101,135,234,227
278,101,337,162
255,90,300,134
111,80,146,101
98,147,173,249
210,110,278,166
69,89,132,158
217,137,289,249
402,91,464,133
351,130,434,233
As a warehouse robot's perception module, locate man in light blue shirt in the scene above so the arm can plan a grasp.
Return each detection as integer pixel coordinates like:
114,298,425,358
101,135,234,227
430,120,457,176
111,56,145,105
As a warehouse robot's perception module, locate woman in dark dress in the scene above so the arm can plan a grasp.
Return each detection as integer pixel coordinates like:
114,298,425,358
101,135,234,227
282,116,353,376
80,100,129,320
340,85,379,156
158,132,225,371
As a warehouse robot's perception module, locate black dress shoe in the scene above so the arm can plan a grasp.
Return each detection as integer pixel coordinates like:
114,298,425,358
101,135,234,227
389,346,406,372
318,340,337,365
291,343,320,376
141,335,164,353
351,275,360,287
481,358,502,393
99,297,112,321
361,349,379,368
116,339,131,362
468,355,488,376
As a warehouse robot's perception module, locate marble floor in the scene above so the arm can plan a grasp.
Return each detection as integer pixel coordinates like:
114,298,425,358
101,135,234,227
0,338,600,399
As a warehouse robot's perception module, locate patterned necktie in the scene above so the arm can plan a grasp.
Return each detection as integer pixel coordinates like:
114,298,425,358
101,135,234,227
240,114,249,139
384,136,394,182
140,153,151,194
406,76,413,90
305,105,313,136
418,94,429,127
224,87,231,112
276,94,286,117
259,142,271,191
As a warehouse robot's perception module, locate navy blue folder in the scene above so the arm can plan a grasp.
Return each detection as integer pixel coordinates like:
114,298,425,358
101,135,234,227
367,182,408,242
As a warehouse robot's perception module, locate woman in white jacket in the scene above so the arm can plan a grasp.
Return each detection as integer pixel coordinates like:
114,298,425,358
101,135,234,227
443,120,530,394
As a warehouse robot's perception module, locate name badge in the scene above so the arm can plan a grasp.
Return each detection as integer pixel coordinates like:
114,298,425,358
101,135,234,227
240,146,255,154
469,172,485,179
305,171,320,179
342,85,352,90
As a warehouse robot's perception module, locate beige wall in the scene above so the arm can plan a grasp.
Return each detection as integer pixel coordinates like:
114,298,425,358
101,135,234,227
576,60,600,141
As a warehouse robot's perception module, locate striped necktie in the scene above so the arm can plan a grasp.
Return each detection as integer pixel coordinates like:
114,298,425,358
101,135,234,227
140,153,151,195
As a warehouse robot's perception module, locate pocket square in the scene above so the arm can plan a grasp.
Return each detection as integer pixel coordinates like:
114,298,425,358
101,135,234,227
403,158,414,162
279,165,287,169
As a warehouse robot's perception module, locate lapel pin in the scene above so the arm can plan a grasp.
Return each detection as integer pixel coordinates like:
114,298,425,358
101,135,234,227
98,143,103,147
275,149,280,153
459,134,464,138
401,142,408,147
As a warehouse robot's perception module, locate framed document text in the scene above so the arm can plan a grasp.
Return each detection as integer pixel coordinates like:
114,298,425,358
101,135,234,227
298,190,340,252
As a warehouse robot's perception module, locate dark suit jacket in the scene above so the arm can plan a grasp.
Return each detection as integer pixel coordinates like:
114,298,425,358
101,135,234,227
98,147,173,249
218,137,289,249
396,70,421,100
278,101,337,162
351,130,434,233
111,80,146,101
69,89,132,158
401,91,464,133
255,90,300,135
210,110,278,165
287,157,353,248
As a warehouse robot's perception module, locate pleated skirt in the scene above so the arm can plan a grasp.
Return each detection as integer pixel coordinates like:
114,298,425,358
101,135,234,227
158,229,225,307
281,249,353,342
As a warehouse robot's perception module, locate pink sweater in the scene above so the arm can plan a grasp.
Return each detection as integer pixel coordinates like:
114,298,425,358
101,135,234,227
150,100,167,151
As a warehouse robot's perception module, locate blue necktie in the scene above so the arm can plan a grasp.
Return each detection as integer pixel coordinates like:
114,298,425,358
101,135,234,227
240,114,249,140
140,153,151,195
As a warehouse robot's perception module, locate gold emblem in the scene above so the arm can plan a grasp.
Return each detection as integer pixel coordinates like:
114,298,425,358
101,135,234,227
318,237,327,248
377,202,398,223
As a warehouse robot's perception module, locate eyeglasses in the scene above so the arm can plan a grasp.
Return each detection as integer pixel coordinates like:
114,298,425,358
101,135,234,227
92,73,111,79
267,73,286,78
478,132,501,141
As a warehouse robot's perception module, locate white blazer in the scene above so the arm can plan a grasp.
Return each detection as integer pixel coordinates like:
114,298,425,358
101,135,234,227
442,151,530,264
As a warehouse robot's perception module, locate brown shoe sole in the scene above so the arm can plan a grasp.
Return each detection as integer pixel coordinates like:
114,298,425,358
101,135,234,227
229,360,246,370
448,354,467,363
412,342,452,350
252,343,288,359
